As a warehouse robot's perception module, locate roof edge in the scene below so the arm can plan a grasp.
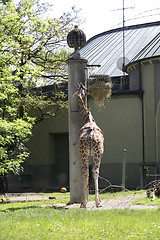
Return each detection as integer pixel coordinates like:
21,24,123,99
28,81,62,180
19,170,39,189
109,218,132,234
87,21,160,44
125,55,160,73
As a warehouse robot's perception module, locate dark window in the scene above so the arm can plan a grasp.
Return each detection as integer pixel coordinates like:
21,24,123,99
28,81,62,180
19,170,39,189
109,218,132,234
111,76,129,91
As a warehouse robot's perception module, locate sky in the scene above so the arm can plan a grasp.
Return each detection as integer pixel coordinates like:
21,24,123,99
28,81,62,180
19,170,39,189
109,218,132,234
45,0,160,40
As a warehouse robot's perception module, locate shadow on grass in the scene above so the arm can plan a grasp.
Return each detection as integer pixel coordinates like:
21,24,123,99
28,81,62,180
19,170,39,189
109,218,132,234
0,203,70,213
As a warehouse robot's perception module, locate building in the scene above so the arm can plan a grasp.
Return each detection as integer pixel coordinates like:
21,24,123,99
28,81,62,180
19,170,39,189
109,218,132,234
8,21,160,191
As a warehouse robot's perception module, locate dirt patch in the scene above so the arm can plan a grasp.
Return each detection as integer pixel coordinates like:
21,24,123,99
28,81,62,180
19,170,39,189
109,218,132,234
0,193,49,203
65,194,147,210
1,193,159,210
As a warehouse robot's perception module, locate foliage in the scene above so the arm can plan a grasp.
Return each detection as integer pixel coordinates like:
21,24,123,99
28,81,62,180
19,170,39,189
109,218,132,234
0,0,11,5
0,118,33,175
0,0,79,179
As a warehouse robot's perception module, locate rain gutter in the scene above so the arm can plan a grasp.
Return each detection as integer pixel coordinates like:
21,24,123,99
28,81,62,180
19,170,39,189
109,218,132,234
138,61,145,165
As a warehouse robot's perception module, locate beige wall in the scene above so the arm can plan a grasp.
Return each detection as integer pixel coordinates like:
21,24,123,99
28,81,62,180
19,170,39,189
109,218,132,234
28,110,68,166
24,94,144,189
156,102,160,163
142,64,156,163
154,62,160,163
88,95,143,165
128,61,160,165
8,111,69,191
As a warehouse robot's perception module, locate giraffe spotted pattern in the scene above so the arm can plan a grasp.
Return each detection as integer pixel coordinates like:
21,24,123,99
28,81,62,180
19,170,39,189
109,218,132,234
77,83,104,208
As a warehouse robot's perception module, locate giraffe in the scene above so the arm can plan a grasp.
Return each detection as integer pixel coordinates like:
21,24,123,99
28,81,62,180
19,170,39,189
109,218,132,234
76,82,104,208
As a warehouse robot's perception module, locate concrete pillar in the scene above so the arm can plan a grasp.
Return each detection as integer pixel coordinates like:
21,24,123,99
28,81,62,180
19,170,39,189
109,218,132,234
67,58,88,203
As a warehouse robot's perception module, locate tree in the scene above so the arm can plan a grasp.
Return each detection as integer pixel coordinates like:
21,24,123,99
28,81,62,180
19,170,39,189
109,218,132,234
0,0,80,192
0,0,11,5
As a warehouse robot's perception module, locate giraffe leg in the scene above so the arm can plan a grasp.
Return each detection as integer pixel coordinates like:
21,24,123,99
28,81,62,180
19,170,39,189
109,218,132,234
92,158,102,207
80,171,89,208
80,156,89,208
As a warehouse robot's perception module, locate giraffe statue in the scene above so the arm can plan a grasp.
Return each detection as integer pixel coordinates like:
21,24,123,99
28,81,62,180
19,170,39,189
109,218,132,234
76,82,104,208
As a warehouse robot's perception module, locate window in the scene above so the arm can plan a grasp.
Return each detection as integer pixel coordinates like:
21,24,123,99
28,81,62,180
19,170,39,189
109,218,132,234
111,76,129,91
88,75,129,91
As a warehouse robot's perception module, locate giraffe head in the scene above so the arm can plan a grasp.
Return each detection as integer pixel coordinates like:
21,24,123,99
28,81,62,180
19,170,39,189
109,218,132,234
77,82,88,99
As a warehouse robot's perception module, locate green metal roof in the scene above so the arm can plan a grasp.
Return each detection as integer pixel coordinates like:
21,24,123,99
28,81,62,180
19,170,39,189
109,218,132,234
80,21,160,77
130,32,160,63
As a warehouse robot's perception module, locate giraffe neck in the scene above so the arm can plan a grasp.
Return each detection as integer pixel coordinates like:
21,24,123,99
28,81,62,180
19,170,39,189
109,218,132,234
78,94,95,124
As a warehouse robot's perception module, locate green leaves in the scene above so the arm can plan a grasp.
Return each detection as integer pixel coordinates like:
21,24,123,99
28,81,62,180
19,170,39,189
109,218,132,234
0,0,79,179
0,118,32,175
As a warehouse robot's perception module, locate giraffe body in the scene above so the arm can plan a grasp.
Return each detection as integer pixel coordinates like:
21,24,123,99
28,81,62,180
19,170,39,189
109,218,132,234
77,83,104,208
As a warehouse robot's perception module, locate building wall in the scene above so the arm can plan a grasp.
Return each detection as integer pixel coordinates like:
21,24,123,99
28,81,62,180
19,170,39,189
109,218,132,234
129,67,139,90
129,61,160,165
9,60,160,191
8,93,144,191
127,61,160,187
8,111,69,191
88,95,143,188
154,62,160,163
142,64,156,164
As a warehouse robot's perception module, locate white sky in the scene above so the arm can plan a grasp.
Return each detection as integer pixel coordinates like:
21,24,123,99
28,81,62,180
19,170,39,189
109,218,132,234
45,0,160,40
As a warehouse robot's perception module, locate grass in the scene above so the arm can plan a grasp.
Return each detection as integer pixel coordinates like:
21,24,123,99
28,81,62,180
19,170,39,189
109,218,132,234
132,197,160,206
0,191,160,240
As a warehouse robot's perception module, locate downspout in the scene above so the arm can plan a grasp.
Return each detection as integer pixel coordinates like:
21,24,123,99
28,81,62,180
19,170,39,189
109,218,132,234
138,61,145,165
155,102,159,163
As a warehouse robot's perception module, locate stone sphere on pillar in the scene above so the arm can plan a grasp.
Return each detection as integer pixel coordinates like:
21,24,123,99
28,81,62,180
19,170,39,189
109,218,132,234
67,25,86,51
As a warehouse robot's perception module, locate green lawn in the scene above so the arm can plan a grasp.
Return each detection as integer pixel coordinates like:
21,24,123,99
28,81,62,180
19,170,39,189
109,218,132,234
132,196,160,206
0,192,160,240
